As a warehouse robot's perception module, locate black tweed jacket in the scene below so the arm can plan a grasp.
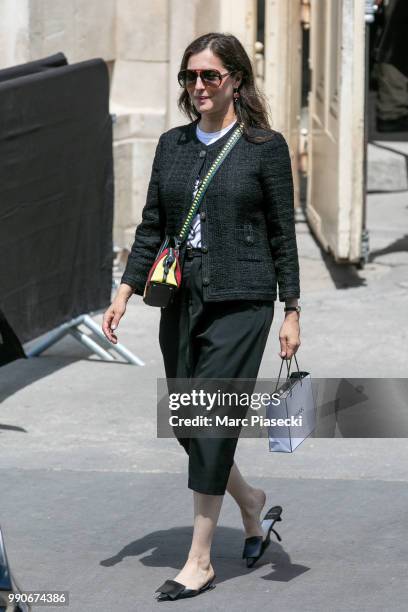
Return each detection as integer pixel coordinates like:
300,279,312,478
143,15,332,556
120,118,300,302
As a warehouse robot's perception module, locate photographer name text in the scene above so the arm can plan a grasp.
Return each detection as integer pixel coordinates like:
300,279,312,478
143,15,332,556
169,415,303,427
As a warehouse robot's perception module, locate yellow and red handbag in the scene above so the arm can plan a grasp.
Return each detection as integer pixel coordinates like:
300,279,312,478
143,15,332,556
143,122,244,308
142,236,182,307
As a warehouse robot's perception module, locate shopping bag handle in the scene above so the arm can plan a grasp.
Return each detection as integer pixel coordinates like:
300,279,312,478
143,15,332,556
274,353,301,393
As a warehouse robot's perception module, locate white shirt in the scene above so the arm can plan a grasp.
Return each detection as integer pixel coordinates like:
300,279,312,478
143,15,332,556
187,119,237,248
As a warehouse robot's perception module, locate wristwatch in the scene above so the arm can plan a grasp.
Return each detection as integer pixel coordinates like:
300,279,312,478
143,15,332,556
284,305,301,313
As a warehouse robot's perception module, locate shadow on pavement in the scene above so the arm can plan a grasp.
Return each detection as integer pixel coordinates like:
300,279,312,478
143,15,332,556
100,525,310,585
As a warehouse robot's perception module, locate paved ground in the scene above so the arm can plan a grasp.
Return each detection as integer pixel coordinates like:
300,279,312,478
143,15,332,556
1,144,408,610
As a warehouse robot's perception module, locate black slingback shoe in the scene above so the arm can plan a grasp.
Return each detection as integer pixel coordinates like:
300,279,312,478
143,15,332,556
242,505,283,568
154,574,216,601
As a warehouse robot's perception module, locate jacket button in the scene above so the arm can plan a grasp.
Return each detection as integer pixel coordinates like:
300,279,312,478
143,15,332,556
245,235,254,244
201,245,208,253
199,150,206,158
200,211,206,221
202,277,210,286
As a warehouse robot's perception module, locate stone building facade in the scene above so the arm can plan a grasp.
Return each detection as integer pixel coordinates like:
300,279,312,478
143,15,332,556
0,0,265,251
0,1,369,264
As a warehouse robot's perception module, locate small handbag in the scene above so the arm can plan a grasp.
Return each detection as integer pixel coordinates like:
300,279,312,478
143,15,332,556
143,122,244,308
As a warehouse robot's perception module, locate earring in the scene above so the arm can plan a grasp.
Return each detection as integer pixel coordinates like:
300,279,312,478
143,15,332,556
233,87,240,102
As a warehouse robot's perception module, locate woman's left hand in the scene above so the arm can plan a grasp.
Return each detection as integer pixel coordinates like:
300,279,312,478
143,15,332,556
278,313,301,359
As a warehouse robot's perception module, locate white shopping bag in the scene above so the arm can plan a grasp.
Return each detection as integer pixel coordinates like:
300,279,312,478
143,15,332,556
267,356,317,452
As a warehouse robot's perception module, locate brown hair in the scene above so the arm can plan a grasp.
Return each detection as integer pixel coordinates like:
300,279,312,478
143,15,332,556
177,32,274,143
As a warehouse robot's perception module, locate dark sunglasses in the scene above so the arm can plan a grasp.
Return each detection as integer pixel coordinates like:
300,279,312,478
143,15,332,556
177,68,234,88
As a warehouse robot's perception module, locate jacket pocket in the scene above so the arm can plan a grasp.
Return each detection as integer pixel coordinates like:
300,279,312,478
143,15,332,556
235,223,263,261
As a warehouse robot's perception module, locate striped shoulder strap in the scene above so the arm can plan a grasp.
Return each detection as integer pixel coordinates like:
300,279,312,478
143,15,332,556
175,122,244,246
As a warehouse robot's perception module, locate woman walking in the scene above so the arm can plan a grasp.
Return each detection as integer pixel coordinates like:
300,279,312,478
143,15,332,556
103,32,301,601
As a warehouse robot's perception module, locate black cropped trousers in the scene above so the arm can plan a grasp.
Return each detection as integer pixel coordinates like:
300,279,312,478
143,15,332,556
159,248,274,495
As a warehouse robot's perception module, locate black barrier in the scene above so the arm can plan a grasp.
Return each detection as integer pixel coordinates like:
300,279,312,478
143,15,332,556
0,308,26,367
0,52,67,84
0,56,113,349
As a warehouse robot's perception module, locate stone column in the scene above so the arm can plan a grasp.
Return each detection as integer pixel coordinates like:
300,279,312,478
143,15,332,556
0,0,29,68
111,0,169,248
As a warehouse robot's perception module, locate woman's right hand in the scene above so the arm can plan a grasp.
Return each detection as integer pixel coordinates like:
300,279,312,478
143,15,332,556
102,284,133,344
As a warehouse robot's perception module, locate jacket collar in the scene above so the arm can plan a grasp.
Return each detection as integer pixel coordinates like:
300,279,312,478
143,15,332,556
188,117,239,151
